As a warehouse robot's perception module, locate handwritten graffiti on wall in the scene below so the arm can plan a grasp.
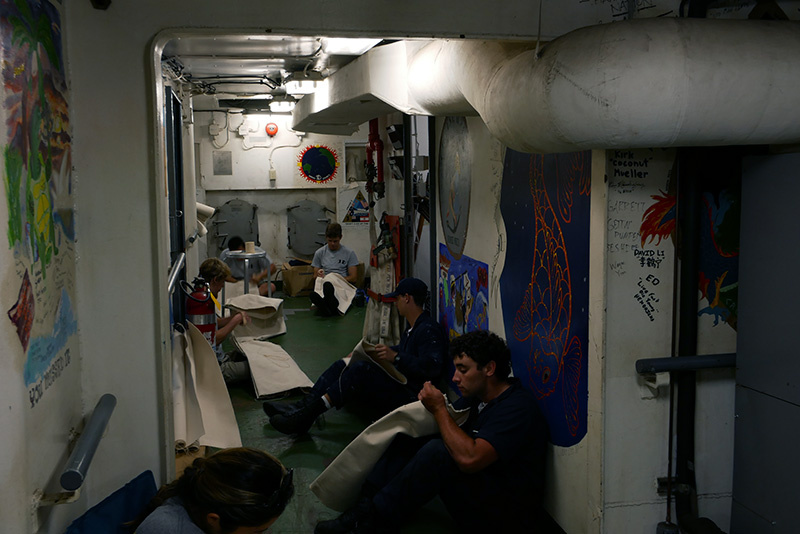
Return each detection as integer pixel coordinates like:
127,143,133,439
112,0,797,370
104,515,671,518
438,245,488,339
635,148,740,329
577,0,660,18
500,150,590,447
2,0,77,406
608,149,672,322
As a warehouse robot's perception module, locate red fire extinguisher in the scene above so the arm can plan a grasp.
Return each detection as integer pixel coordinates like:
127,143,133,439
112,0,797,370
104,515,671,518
183,277,216,347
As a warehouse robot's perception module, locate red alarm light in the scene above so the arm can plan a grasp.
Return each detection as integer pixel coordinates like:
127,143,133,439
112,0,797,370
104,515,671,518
266,122,279,137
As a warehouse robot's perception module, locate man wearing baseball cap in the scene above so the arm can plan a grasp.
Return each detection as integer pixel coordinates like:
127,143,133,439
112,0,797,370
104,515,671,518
265,277,448,435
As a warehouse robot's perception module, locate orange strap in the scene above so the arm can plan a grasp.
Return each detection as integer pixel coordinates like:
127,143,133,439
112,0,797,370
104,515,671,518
366,289,396,303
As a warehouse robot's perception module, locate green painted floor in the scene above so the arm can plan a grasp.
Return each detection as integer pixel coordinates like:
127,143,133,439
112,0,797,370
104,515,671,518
225,292,458,534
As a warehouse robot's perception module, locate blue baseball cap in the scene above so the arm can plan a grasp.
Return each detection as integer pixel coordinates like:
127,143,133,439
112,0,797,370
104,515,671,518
385,277,428,298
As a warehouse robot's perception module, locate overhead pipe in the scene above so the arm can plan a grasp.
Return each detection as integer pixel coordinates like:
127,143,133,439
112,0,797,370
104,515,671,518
409,18,800,153
295,19,800,153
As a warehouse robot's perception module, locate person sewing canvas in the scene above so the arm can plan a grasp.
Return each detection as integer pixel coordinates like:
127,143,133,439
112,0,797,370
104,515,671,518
309,222,359,316
219,235,276,296
264,277,446,435
314,330,550,534
198,258,250,384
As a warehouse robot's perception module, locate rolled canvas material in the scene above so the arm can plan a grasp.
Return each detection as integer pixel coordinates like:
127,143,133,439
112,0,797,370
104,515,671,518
172,328,204,452
309,400,469,512
184,323,242,449
349,338,407,384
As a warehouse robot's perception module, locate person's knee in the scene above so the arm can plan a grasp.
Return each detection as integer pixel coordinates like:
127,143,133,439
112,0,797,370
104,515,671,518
416,439,453,467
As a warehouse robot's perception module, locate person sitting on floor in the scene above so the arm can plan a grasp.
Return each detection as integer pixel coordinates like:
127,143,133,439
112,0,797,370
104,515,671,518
131,447,293,534
264,277,446,435
219,235,277,296
309,222,359,316
314,330,550,534
198,258,250,384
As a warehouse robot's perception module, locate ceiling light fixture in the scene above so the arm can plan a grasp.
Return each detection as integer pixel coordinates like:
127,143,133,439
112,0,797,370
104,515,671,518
319,38,381,56
269,99,296,113
284,79,319,95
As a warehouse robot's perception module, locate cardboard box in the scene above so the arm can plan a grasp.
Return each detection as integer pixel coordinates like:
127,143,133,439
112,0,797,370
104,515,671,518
281,262,316,296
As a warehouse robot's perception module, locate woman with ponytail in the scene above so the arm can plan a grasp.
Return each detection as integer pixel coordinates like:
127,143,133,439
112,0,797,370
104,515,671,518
131,447,293,534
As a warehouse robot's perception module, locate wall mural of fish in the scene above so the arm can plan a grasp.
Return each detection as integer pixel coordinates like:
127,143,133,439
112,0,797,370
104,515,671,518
500,150,591,447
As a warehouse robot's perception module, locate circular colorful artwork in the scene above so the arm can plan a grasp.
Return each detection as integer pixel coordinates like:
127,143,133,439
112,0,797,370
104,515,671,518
297,145,339,184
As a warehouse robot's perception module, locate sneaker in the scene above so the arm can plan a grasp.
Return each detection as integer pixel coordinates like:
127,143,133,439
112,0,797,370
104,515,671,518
270,395,326,435
314,497,372,534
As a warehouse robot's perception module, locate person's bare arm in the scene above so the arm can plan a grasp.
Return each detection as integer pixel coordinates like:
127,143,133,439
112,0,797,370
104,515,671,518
216,311,248,343
345,265,358,284
418,382,499,473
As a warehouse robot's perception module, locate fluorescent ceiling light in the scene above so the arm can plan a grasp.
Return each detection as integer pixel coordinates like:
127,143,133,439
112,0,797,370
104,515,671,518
269,100,296,113
285,80,319,95
320,38,381,56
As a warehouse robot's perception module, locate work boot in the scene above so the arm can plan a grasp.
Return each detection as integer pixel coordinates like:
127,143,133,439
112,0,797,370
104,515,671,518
314,496,372,534
322,281,339,312
262,398,297,417
310,291,332,316
269,394,326,434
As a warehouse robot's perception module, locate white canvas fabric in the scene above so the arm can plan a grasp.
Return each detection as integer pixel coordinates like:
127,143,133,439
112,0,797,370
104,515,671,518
225,294,286,339
182,323,242,449
172,328,204,453
309,400,469,512
223,279,258,301
314,272,356,315
362,260,400,346
349,338,407,384
225,294,312,398
233,338,314,399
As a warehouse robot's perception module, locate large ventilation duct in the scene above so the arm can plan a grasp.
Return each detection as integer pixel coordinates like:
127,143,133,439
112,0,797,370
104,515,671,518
293,19,800,153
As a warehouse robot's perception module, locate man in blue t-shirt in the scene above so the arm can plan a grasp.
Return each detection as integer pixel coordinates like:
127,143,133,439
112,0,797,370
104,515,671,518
315,330,550,534
310,222,359,315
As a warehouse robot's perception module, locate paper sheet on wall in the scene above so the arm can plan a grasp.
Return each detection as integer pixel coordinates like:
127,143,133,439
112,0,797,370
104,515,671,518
314,273,356,315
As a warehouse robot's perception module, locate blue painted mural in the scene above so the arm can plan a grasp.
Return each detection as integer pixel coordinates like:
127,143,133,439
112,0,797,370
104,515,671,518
500,149,591,447
438,245,489,339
